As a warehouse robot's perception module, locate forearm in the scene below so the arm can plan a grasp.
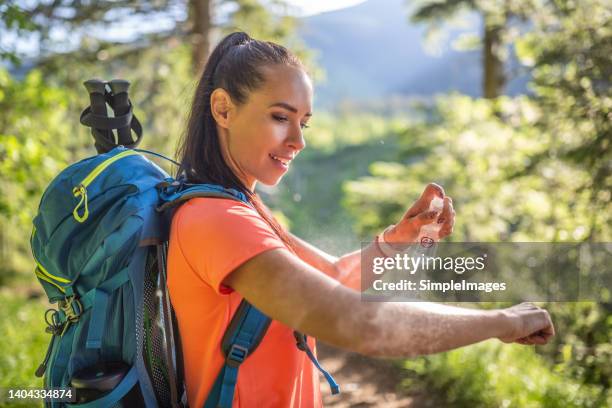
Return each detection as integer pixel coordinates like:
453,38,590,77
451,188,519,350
293,279,507,357
290,232,382,290
347,302,507,357
296,262,508,357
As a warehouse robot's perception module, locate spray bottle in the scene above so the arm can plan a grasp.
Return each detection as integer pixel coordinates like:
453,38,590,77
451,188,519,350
417,196,444,247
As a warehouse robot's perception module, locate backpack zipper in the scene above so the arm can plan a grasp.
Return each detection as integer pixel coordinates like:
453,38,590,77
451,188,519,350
72,149,139,223
34,267,67,293
30,226,70,291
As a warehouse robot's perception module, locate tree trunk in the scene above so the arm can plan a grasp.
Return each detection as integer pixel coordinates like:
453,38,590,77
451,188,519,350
189,0,213,75
482,18,505,99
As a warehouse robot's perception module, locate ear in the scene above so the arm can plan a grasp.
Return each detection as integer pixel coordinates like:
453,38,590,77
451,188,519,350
210,88,234,129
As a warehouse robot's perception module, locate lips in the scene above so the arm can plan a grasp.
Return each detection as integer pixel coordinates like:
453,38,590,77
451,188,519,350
269,154,292,166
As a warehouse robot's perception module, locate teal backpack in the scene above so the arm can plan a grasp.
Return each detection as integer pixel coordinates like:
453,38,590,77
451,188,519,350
31,80,338,408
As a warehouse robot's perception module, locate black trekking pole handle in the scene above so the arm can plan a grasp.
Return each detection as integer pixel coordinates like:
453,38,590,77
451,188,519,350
83,79,113,154
108,79,133,146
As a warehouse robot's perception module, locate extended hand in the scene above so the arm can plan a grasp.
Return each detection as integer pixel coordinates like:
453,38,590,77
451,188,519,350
499,303,555,345
384,183,456,244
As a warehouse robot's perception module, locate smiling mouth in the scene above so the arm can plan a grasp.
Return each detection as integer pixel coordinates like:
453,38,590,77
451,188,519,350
270,154,291,166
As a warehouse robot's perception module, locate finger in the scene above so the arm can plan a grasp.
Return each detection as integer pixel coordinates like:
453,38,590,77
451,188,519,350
540,323,555,339
437,196,453,225
439,222,454,238
544,314,555,337
526,334,549,345
516,335,540,345
517,302,538,310
411,210,440,227
524,326,554,344
438,199,455,237
404,183,445,218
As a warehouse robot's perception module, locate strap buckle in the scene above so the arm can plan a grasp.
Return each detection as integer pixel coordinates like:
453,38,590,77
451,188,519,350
294,331,308,351
59,296,83,323
226,344,248,368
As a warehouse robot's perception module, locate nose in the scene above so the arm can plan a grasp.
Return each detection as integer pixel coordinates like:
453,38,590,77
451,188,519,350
286,125,306,152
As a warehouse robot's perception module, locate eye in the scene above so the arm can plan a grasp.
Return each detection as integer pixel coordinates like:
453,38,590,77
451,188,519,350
272,114,288,122
300,123,310,130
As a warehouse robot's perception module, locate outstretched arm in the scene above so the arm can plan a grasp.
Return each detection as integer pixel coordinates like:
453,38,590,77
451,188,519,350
223,247,554,358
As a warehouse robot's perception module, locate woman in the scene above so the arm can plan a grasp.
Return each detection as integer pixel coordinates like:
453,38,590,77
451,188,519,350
167,31,554,408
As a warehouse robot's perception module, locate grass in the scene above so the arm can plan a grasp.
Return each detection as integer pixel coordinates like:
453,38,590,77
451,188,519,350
400,341,611,408
0,289,48,408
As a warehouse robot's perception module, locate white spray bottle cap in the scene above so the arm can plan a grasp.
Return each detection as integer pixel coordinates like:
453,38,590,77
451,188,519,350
429,196,444,212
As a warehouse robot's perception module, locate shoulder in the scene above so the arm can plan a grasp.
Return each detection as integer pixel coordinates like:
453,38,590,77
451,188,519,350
171,197,286,293
176,197,258,222
173,197,278,242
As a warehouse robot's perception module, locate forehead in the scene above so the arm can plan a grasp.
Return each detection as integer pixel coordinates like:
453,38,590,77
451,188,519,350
250,65,313,110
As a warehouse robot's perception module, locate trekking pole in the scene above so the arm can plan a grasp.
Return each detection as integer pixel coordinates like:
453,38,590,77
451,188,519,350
108,79,133,147
83,79,114,153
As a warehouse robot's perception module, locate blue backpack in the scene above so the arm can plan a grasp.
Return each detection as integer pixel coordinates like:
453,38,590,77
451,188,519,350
31,82,338,408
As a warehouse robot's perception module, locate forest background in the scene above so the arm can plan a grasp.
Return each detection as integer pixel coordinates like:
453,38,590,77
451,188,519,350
0,0,610,406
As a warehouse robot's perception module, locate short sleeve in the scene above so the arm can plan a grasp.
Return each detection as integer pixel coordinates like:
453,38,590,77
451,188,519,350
173,198,286,295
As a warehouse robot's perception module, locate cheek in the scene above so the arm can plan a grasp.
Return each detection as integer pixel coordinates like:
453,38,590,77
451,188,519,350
250,120,286,153
228,116,287,169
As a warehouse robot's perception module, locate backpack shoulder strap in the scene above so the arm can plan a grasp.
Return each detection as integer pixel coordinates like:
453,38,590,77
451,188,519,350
204,301,271,408
157,182,248,213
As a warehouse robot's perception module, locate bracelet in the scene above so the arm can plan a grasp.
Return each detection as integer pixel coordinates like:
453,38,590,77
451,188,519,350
375,225,402,257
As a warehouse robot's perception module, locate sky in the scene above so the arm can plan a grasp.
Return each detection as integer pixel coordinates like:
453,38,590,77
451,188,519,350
1,1,369,61
285,0,367,16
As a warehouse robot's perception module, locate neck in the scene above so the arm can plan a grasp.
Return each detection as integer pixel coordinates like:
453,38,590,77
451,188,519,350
218,129,256,192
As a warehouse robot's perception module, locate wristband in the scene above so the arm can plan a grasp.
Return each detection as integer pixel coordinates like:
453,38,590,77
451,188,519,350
375,225,403,257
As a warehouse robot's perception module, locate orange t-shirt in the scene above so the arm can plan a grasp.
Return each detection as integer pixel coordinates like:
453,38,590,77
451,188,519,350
167,198,323,408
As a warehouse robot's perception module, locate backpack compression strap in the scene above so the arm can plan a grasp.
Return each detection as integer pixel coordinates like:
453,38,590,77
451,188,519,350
158,182,339,407
294,332,340,394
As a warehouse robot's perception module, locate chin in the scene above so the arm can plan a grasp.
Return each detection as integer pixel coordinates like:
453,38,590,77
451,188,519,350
259,174,284,186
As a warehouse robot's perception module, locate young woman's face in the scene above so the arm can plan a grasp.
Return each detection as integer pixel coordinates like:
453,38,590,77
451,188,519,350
215,64,313,190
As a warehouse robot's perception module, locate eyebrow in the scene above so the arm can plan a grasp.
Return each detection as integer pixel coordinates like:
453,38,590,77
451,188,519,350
268,102,312,117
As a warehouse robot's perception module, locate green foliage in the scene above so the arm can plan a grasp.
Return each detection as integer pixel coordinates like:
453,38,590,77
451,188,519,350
545,303,612,389
515,0,611,229
400,341,611,407
302,112,408,155
344,94,605,241
0,68,73,283
0,290,47,408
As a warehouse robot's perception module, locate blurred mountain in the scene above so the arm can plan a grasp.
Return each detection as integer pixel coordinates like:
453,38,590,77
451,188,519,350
300,0,527,109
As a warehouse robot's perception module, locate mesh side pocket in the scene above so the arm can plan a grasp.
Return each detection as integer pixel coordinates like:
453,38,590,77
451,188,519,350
142,247,172,407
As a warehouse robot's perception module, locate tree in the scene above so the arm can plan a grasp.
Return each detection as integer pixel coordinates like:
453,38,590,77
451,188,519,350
515,0,611,240
190,0,213,74
409,0,536,98
1,0,300,72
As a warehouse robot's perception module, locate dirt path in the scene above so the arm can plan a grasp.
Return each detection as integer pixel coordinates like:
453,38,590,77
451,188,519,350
317,343,432,408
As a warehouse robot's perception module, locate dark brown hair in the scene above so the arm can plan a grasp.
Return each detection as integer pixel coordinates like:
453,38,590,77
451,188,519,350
177,31,303,250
